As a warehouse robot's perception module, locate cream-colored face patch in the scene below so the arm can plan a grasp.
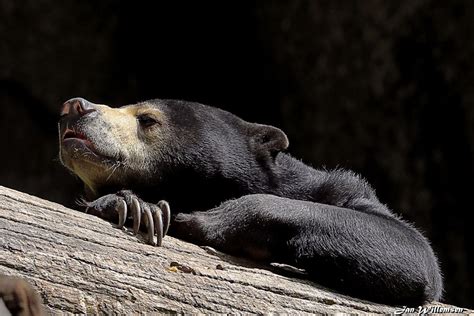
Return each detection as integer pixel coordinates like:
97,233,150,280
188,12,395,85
59,101,166,194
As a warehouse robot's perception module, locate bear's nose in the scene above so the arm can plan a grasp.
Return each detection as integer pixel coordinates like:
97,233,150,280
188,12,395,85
60,97,96,117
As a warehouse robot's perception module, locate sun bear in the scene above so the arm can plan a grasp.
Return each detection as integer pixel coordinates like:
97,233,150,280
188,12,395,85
57,97,442,306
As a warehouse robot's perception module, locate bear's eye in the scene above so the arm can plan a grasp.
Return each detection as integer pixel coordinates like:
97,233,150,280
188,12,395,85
137,114,159,128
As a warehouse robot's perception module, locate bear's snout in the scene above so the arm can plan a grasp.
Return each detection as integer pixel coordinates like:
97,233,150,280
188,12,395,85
60,97,97,118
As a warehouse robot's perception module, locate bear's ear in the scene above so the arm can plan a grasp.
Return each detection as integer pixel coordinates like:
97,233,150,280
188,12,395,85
248,123,289,156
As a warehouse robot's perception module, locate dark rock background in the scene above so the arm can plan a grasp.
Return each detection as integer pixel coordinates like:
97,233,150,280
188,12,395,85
1,0,472,307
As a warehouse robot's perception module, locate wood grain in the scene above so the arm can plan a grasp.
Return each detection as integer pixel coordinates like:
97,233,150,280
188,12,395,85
0,186,467,315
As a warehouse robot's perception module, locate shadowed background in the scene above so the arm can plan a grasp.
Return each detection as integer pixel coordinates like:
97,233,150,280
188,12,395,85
0,1,472,307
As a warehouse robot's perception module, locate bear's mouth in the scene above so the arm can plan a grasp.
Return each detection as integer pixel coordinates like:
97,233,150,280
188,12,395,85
62,128,95,149
60,127,110,163
60,127,120,166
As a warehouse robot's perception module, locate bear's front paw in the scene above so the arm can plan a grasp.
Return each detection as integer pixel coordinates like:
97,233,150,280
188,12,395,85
84,190,171,246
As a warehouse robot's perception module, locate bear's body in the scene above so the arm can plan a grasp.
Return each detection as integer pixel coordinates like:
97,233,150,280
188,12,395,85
58,98,442,305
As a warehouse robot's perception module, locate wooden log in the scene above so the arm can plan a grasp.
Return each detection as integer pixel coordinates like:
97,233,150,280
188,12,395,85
0,186,469,315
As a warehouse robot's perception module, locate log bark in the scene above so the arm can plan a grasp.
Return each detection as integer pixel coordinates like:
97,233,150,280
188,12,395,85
0,186,468,315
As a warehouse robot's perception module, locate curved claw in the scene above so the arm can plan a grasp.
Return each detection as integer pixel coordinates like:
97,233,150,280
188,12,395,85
131,197,141,235
143,205,156,246
158,200,171,237
116,199,127,228
152,205,164,246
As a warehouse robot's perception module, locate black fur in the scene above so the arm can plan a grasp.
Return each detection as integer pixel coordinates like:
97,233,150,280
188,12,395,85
63,99,443,306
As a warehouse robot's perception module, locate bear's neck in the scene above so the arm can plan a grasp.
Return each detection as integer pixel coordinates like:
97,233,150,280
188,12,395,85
269,152,327,201
89,153,325,212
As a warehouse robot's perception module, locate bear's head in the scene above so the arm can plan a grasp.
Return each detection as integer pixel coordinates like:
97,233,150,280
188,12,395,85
58,98,288,200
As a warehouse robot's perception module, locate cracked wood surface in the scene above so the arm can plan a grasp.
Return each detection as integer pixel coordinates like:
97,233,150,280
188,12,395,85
0,185,467,315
